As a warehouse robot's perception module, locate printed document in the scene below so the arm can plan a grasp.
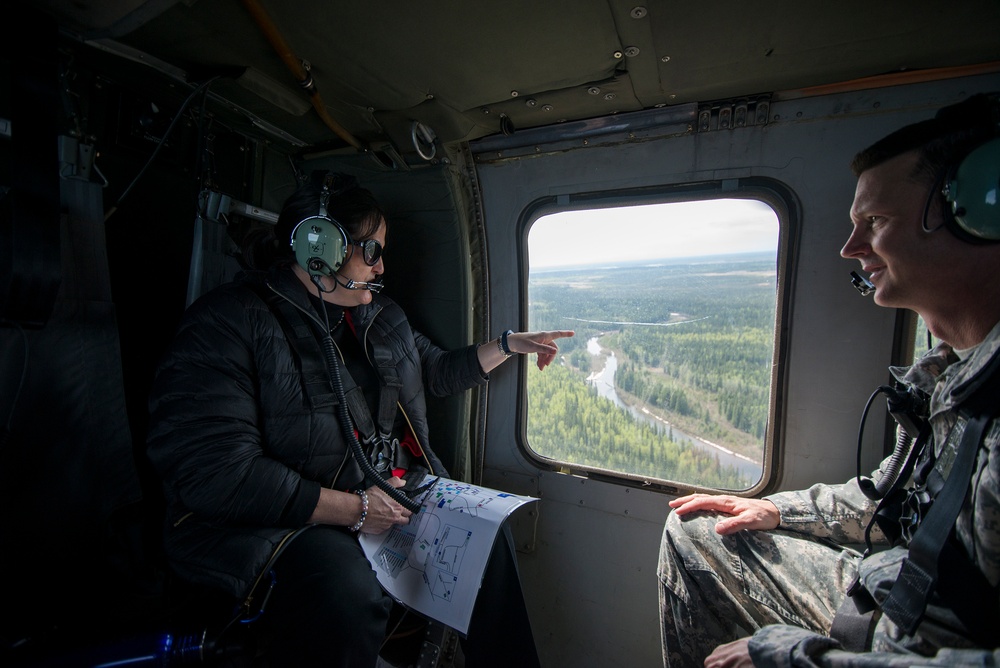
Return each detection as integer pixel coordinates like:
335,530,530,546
359,475,537,634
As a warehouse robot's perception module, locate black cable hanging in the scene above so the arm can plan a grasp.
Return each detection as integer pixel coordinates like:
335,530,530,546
310,277,422,513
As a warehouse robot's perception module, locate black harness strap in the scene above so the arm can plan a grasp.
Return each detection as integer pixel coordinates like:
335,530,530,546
879,411,988,635
829,580,879,652
255,283,404,472
932,524,998,647
259,287,339,409
830,426,928,650
832,351,1000,651
341,382,389,468
880,354,1000,646
339,314,403,472
362,331,404,471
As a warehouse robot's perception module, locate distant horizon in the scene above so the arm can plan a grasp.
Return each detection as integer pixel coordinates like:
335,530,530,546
530,249,775,273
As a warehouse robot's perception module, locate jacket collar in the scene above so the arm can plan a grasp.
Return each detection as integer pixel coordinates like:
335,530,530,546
253,264,384,333
891,318,1000,416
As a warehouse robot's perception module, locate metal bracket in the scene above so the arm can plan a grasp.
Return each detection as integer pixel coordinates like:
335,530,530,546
58,135,108,185
697,94,771,132
416,621,460,667
198,189,278,225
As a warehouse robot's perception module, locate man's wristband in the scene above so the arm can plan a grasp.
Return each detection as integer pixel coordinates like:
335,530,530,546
500,329,515,357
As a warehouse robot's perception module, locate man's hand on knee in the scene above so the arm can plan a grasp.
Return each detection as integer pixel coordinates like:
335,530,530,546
668,494,780,535
704,637,753,668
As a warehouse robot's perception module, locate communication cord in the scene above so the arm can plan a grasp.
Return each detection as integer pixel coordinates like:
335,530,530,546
308,279,422,513
317,331,422,513
855,384,928,501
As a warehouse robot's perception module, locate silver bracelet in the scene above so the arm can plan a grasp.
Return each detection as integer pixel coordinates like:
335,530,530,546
349,489,368,532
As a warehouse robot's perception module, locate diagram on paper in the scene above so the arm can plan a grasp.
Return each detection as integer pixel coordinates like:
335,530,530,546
359,476,537,633
422,478,525,517
374,512,471,603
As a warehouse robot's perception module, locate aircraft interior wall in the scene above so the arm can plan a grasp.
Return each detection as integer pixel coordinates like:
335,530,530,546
2,12,1000,664
470,71,1000,668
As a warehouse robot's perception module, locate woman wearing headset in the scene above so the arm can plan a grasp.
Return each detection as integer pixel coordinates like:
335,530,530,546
146,171,573,667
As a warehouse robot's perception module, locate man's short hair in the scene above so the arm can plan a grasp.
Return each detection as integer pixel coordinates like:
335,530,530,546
851,93,999,182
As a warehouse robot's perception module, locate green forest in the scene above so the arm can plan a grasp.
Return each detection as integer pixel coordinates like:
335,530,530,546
525,253,775,490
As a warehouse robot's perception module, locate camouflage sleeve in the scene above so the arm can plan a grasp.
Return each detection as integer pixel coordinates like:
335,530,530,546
747,625,837,667
764,474,884,545
748,624,1000,667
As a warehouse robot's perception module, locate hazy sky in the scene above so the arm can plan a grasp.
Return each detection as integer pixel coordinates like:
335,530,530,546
528,198,779,268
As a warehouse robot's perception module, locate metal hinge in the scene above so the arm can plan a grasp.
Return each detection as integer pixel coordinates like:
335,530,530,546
697,94,771,132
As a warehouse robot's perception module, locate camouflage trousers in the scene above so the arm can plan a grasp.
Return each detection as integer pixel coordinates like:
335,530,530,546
657,510,863,668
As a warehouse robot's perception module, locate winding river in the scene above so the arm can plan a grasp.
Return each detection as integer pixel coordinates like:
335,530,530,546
584,337,762,481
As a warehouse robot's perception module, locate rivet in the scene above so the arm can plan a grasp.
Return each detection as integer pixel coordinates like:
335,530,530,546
630,6,647,19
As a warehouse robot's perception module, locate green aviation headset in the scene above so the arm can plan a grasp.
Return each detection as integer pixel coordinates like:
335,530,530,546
942,135,1000,242
934,92,1000,243
288,175,350,278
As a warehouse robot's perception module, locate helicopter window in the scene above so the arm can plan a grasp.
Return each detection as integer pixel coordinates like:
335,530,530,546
525,197,780,490
913,315,933,363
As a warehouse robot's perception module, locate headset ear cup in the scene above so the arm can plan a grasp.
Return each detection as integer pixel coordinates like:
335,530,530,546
289,215,349,275
943,137,1000,242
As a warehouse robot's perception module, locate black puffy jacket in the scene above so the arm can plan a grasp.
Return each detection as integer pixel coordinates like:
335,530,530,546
146,264,487,598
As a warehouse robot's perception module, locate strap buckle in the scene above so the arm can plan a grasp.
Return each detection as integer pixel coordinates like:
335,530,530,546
364,432,399,473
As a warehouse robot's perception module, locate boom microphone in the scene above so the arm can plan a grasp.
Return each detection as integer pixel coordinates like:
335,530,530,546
850,271,875,296
342,277,384,293
307,260,384,293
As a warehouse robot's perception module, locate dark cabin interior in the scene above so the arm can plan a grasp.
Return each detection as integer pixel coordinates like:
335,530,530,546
3,1,1000,665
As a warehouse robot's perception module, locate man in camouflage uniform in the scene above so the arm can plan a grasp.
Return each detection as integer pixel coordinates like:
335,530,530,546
658,94,1000,667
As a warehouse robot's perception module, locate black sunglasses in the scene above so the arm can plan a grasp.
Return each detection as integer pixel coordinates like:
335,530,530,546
350,238,383,266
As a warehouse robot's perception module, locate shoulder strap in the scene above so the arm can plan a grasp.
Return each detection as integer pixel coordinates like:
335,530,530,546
252,283,339,408
880,351,1000,644
339,311,403,473
252,283,405,473
879,411,989,635
834,351,1000,650
829,578,879,652
358,316,405,447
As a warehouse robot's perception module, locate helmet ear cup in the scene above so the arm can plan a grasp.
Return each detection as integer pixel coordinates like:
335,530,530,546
289,215,349,276
943,136,1000,243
